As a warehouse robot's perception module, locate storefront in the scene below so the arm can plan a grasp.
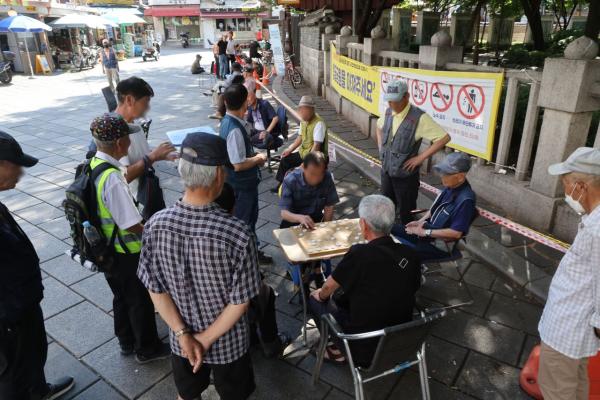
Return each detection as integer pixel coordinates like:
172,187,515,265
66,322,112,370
145,0,200,43
199,9,268,47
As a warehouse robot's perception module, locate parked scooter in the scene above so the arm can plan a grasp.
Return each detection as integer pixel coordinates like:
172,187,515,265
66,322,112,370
142,42,160,62
0,51,15,84
180,32,190,48
71,43,97,72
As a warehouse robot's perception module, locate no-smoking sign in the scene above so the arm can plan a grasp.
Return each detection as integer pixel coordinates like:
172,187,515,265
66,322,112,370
457,84,484,119
411,80,428,106
430,82,453,112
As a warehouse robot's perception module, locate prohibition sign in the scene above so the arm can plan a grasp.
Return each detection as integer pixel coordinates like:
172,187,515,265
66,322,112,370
457,84,484,119
430,82,453,112
411,79,428,106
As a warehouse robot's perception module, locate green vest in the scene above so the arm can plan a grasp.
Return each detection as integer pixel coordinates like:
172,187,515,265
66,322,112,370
299,114,327,159
90,157,142,254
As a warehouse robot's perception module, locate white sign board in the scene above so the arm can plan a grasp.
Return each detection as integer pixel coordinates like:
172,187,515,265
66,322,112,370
268,23,285,76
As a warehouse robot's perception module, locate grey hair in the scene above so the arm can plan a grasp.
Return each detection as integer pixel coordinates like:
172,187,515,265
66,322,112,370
178,148,218,189
94,138,116,152
358,194,396,235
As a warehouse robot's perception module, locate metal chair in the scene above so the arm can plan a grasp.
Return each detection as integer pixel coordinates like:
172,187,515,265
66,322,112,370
312,309,447,400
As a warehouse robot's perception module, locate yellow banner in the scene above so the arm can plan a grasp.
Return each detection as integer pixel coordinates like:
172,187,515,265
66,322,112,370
330,44,380,116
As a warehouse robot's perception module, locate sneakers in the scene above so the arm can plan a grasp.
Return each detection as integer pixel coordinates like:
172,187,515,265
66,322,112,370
262,332,291,359
135,342,172,365
209,113,223,120
42,376,75,400
258,250,273,265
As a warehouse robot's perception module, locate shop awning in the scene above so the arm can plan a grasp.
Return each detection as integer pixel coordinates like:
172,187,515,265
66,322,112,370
198,11,269,18
144,7,199,17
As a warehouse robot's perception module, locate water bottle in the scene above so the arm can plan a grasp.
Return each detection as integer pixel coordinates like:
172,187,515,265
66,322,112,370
82,221,102,247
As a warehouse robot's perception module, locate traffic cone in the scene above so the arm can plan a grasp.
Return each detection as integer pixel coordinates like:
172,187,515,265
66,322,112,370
262,64,270,86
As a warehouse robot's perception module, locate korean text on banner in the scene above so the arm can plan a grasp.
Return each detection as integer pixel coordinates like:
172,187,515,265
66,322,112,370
268,24,285,76
378,68,503,160
330,44,380,115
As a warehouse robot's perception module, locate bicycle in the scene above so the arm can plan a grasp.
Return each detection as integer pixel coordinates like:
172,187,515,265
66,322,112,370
284,54,302,88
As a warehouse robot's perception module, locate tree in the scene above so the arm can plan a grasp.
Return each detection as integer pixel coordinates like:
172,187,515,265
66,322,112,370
521,0,545,50
584,0,599,41
551,0,579,30
356,0,390,41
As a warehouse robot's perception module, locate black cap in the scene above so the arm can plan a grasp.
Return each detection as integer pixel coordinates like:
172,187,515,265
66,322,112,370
0,131,38,167
180,132,232,168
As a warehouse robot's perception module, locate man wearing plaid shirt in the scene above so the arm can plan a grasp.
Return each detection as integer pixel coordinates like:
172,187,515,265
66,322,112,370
538,147,600,400
138,132,261,400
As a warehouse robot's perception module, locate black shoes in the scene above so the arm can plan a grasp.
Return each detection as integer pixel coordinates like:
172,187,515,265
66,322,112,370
120,343,134,356
263,332,291,359
135,342,172,365
42,376,75,400
258,250,273,265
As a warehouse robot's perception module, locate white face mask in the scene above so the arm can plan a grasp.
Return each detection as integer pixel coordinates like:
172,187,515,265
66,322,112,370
565,183,586,215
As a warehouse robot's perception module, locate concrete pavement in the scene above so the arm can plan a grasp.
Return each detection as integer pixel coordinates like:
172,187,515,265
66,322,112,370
0,45,550,399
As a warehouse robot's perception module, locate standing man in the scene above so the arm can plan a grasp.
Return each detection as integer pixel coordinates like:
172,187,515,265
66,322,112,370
538,147,600,400
219,84,272,264
89,114,170,363
226,30,236,71
101,38,119,92
217,35,229,79
274,95,327,189
0,131,75,399
376,80,450,224
138,133,261,400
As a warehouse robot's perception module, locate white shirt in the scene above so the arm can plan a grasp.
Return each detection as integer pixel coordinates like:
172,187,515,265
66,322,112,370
95,152,143,231
225,113,252,165
312,121,325,143
226,39,235,55
538,205,600,358
119,131,151,198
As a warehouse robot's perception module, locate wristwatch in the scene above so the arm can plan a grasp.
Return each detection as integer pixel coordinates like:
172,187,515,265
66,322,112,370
174,327,191,338
425,229,433,238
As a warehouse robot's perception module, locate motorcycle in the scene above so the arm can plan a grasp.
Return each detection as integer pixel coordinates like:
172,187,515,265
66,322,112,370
142,42,160,62
180,32,190,48
71,43,97,72
0,51,15,84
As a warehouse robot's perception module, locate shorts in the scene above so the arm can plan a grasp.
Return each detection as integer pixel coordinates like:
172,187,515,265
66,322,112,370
172,352,255,400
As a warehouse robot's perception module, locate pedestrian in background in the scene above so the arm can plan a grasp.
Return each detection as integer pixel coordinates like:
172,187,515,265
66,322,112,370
376,80,450,224
226,30,236,71
0,131,74,399
138,132,261,400
538,147,600,399
217,35,229,79
101,38,120,93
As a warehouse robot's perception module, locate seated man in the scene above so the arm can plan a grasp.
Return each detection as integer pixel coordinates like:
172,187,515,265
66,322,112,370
246,89,282,150
209,73,245,120
391,152,477,262
279,151,339,289
242,65,256,94
309,194,421,366
190,54,204,74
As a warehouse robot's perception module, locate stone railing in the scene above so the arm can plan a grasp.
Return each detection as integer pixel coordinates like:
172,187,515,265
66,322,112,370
376,50,420,68
347,43,364,62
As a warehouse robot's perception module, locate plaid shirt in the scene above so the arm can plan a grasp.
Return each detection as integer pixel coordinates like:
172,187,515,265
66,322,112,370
538,205,600,358
137,201,261,364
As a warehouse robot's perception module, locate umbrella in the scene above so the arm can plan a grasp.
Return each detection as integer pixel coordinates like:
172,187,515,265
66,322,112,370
0,15,52,78
50,14,117,30
103,13,147,25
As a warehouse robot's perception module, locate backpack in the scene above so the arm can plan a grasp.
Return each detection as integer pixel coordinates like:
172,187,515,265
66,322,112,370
136,163,166,221
276,105,288,140
63,160,119,272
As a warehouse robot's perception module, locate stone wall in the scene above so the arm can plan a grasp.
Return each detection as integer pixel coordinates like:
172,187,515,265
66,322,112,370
300,26,322,50
300,44,324,95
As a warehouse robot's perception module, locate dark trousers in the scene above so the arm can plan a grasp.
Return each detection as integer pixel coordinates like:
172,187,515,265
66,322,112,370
380,170,420,224
249,282,279,344
233,185,259,234
275,152,302,183
391,224,451,262
213,55,220,78
104,252,160,356
0,305,48,400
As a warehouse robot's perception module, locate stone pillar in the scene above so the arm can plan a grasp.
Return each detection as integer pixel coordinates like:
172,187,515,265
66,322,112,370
488,16,514,49
322,32,336,89
530,37,600,197
415,11,440,45
362,26,391,65
418,30,463,70
450,13,475,47
335,26,358,56
525,15,553,45
391,8,412,51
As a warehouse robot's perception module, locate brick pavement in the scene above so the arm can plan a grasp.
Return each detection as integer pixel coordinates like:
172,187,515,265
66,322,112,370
0,46,551,399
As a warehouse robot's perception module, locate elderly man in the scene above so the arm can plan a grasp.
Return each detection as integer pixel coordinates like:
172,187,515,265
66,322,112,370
309,194,421,365
100,38,119,92
89,113,169,363
246,88,281,150
391,152,477,261
274,95,327,189
0,132,75,399
538,147,600,400
377,80,451,224
138,133,261,400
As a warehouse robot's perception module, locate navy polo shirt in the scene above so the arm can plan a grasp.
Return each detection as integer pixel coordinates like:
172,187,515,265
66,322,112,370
279,168,339,217
427,182,476,234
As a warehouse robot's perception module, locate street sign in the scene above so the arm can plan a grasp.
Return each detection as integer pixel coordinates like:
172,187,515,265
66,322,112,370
430,82,453,112
268,23,285,76
457,84,484,120
411,79,428,106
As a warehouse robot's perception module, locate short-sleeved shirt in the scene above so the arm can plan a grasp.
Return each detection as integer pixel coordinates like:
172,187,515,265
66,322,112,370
311,121,326,143
332,236,421,364
217,40,227,55
376,106,446,143
427,182,476,234
137,201,261,364
225,113,253,165
279,168,339,217
119,131,151,198
95,151,142,230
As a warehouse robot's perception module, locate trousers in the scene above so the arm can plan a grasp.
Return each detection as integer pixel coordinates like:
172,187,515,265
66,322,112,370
539,342,589,400
380,170,420,224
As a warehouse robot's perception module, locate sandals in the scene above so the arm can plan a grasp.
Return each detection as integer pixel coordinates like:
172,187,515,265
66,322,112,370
313,342,346,365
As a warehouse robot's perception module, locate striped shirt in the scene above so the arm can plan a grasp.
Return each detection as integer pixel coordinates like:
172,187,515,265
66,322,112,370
538,205,600,358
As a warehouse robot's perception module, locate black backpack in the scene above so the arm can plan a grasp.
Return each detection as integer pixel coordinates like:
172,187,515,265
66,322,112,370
63,160,118,272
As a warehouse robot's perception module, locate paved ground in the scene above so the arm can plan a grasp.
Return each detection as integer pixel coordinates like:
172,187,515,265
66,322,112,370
0,45,555,399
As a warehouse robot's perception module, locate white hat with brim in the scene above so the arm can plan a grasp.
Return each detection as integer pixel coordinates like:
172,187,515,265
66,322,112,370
548,147,600,176
298,95,316,108
384,80,408,102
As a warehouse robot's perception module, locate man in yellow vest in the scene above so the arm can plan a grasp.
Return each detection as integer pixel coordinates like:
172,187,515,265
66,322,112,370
274,95,327,190
89,113,170,364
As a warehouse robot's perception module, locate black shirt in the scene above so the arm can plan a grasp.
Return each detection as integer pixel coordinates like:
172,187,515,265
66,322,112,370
332,235,420,364
0,201,44,324
217,40,227,55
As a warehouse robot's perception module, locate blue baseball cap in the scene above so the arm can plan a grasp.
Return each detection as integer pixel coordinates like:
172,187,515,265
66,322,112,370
180,132,232,169
433,152,472,175
384,80,408,102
